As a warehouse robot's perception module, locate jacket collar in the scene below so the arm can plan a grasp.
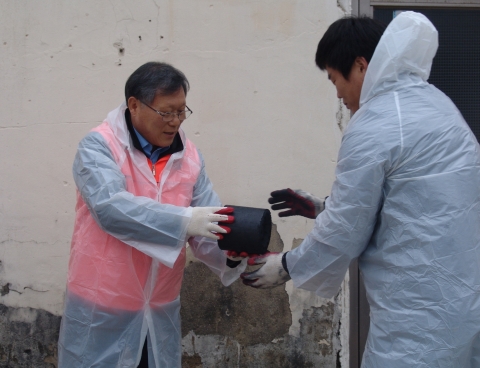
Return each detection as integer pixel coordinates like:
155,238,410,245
106,102,186,158
124,108,184,159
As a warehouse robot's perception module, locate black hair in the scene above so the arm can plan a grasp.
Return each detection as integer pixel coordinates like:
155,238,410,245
124,62,190,104
315,16,387,80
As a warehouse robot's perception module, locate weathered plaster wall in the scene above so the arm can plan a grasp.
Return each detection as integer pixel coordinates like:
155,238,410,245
181,225,345,367
0,305,59,368
0,0,350,366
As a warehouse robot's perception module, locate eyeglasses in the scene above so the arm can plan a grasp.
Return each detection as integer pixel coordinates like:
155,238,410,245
141,101,193,122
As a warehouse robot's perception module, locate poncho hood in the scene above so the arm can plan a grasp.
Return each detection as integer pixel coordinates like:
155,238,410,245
360,11,439,107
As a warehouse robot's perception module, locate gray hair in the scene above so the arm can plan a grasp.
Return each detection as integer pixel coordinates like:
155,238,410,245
124,62,190,104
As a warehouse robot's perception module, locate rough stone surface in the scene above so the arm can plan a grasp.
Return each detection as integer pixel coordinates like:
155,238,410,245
181,225,290,348
181,225,343,367
181,261,292,347
0,304,60,368
181,300,342,368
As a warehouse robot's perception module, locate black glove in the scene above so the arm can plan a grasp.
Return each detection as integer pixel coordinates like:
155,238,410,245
268,188,324,219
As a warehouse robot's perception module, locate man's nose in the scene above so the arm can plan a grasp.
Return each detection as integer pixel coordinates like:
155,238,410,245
169,115,182,125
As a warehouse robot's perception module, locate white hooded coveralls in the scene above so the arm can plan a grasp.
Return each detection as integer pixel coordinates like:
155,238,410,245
58,103,244,368
286,12,480,367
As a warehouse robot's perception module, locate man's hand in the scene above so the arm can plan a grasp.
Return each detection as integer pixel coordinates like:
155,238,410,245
268,188,324,219
241,252,291,289
186,207,234,240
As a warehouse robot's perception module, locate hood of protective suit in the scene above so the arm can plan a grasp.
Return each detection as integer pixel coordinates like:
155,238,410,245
360,11,439,107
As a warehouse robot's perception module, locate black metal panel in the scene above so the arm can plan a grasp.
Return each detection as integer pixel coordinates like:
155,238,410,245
374,8,480,142
349,258,371,368
349,260,360,368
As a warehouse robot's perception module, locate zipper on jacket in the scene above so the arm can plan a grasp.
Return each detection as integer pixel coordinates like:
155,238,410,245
151,162,156,177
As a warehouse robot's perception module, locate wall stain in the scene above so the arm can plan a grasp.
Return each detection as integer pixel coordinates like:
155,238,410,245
336,99,345,133
337,0,348,14
0,304,60,367
181,260,291,347
113,41,125,64
1,284,9,296
182,353,202,368
181,225,290,347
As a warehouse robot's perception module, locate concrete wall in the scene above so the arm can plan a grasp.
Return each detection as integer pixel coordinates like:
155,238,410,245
0,0,350,366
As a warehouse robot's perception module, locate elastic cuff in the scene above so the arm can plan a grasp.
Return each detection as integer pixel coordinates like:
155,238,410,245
281,252,289,274
226,258,242,268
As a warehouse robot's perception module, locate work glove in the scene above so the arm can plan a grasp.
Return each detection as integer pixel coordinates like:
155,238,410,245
241,252,291,289
225,250,249,262
268,188,324,219
186,207,234,240
225,250,249,268
225,251,263,268
225,250,261,262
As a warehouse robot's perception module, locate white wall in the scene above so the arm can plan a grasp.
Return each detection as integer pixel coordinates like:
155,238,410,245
0,0,349,357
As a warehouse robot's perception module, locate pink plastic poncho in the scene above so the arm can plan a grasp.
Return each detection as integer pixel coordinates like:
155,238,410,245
58,103,244,367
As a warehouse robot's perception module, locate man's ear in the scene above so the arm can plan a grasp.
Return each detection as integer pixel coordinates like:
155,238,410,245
127,97,140,115
355,57,369,74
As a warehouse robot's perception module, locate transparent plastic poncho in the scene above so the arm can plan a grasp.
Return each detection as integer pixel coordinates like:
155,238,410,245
287,11,480,367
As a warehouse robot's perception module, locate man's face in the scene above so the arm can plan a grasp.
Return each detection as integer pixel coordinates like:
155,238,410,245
326,57,367,114
128,87,186,147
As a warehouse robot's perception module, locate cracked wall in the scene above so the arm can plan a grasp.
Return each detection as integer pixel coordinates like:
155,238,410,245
0,1,350,366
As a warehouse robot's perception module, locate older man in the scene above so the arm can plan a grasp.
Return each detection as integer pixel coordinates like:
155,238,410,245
58,62,244,368
243,12,480,367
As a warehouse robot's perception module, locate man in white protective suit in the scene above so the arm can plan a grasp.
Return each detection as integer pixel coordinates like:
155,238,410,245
58,62,246,368
241,12,480,367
